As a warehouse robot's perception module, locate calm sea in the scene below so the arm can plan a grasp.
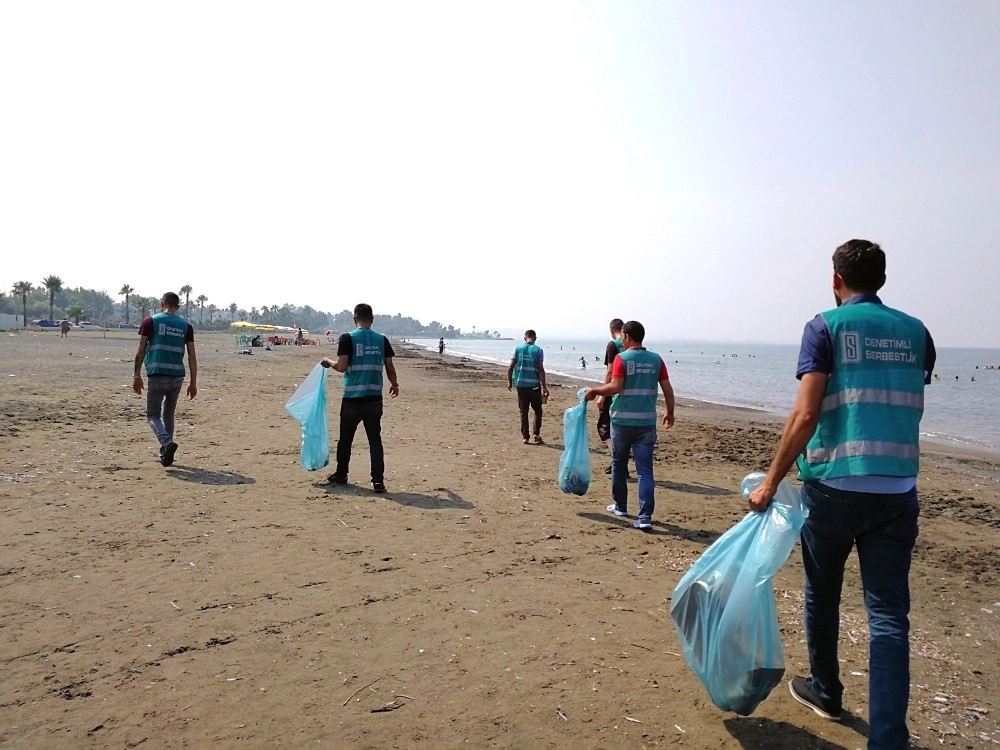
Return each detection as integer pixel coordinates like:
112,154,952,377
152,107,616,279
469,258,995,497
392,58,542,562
409,338,1000,455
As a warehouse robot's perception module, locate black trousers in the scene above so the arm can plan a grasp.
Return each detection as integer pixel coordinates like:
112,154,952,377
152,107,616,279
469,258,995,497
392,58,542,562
336,398,384,482
516,387,543,439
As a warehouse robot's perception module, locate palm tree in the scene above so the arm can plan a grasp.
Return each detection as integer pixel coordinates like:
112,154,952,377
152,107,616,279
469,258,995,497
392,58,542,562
119,284,134,324
196,294,208,325
229,303,237,322
180,285,193,320
67,304,85,324
41,275,63,322
12,281,32,327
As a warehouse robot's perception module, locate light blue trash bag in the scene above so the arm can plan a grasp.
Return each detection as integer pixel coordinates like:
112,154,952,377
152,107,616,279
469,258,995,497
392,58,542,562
669,472,808,715
283,364,329,471
558,388,591,495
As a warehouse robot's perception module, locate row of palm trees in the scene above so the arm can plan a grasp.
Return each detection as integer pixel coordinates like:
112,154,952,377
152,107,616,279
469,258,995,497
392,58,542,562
10,275,65,325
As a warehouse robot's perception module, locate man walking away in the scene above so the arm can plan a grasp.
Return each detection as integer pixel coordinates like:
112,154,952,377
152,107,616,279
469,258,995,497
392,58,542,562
747,239,936,750
133,292,198,466
507,329,549,445
321,303,399,493
584,320,675,530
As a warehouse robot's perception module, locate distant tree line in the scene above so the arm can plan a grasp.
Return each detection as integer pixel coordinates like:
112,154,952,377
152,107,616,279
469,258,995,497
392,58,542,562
1,278,497,338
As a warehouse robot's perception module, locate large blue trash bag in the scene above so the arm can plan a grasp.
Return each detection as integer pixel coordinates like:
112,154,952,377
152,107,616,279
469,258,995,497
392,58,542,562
558,388,591,495
284,364,330,471
669,472,808,715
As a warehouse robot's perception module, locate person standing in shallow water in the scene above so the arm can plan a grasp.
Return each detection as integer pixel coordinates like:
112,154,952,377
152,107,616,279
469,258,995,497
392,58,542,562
133,292,198,467
507,329,549,445
747,239,936,750
438,337,445,356
321,303,399,493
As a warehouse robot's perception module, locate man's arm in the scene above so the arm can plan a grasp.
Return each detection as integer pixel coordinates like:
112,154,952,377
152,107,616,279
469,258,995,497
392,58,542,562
507,360,515,391
132,337,149,394
584,376,624,401
747,371,827,511
384,357,399,398
660,378,675,428
186,341,198,400
536,359,549,396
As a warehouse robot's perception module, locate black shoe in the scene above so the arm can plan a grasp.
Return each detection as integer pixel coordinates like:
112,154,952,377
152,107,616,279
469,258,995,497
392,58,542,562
788,676,841,720
327,473,348,485
161,442,178,467
372,482,386,494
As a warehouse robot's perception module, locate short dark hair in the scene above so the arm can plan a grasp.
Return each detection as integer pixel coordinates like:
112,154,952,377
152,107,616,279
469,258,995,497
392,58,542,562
833,239,886,293
622,320,645,343
524,329,536,340
161,292,180,308
353,303,374,322
609,318,624,333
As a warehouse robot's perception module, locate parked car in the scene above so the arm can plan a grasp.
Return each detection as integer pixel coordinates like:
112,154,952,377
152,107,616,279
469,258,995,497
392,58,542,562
118,322,140,329
77,322,103,331
32,319,59,328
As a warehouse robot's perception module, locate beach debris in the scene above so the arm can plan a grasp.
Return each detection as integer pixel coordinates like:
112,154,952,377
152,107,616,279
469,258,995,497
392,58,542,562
675,724,685,733
625,716,642,724
556,708,568,721
343,676,381,705
371,700,404,713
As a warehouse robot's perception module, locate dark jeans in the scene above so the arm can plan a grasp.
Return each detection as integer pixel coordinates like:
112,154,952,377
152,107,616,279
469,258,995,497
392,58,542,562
516,387,543,439
146,375,184,447
610,423,657,520
335,398,384,482
800,480,919,750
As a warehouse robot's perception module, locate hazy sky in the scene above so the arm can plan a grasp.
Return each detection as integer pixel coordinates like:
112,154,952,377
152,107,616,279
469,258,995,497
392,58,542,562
3,2,998,346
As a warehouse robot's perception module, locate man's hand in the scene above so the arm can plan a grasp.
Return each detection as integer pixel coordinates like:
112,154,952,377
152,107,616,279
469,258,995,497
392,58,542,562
320,358,335,368
187,382,198,400
132,376,143,395
583,388,598,402
388,384,399,398
662,413,675,428
747,482,776,512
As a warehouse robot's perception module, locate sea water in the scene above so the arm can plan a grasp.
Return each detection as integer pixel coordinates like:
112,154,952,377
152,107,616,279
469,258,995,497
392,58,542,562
410,338,1000,455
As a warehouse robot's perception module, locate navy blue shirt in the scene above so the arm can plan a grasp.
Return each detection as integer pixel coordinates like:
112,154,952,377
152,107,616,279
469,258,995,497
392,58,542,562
796,294,936,384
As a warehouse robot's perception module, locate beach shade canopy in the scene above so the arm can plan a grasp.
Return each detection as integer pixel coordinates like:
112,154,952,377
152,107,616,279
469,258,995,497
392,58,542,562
230,321,257,328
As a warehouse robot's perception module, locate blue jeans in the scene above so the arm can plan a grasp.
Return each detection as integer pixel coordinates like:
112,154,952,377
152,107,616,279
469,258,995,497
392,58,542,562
335,398,385,483
146,375,184,447
610,423,656,521
800,480,919,750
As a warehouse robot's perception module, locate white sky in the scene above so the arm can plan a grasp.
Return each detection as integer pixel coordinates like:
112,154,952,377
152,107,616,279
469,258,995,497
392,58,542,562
2,1,998,347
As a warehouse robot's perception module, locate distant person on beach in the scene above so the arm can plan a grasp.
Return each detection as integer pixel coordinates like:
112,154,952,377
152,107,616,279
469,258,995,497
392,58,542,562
438,337,445,356
132,292,198,467
321,303,399,493
746,239,936,748
584,320,675,530
59,319,70,338
507,329,549,444
579,356,587,369
596,318,625,474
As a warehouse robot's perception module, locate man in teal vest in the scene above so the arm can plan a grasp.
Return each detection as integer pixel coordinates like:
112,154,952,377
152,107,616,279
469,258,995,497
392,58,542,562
596,317,625,473
584,320,675,529
321,303,399,493
133,292,198,467
506,329,550,444
747,240,935,750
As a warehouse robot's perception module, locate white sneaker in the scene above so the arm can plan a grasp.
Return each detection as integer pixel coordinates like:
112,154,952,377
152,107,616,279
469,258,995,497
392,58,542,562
606,504,628,517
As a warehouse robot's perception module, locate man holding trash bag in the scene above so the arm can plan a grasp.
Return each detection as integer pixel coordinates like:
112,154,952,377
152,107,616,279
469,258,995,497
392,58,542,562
584,320,674,530
747,240,935,750
321,303,399,494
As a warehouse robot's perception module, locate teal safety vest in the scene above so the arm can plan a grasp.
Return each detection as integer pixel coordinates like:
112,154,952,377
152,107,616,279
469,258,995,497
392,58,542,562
798,302,927,481
343,328,386,399
610,348,663,426
512,342,542,388
145,312,188,377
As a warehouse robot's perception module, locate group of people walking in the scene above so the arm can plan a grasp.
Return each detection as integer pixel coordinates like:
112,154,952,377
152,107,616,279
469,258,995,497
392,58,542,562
129,240,933,749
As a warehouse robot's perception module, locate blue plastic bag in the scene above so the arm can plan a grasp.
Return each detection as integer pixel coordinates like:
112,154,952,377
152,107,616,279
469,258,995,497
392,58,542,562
558,388,591,495
669,472,808,715
284,364,330,471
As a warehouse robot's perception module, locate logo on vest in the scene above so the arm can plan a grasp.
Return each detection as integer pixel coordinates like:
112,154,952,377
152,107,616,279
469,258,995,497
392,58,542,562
840,331,860,363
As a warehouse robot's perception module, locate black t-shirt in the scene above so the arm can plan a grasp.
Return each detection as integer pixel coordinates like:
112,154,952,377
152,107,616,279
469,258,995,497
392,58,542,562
604,339,620,367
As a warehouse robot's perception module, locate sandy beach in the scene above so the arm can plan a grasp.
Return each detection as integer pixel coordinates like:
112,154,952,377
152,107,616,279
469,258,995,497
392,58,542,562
1,329,998,749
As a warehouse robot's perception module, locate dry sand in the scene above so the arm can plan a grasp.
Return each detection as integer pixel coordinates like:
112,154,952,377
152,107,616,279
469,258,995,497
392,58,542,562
1,329,998,749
